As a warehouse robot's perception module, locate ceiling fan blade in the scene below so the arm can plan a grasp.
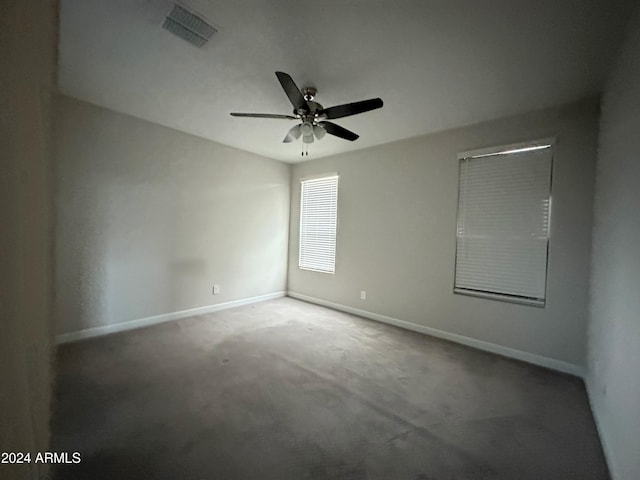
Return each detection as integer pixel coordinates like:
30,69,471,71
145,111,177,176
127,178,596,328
303,134,314,144
318,121,359,141
230,113,297,120
275,71,309,113
313,124,326,140
320,98,383,120
283,124,302,143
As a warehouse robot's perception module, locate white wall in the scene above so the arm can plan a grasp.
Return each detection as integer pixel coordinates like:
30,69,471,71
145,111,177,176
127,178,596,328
587,8,640,480
289,99,599,371
54,95,290,335
0,1,56,479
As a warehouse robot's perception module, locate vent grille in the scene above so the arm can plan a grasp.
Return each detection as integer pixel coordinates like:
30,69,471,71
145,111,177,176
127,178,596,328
162,4,216,48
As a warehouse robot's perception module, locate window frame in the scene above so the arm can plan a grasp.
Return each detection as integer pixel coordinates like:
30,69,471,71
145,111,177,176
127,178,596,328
298,174,339,274
453,138,555,307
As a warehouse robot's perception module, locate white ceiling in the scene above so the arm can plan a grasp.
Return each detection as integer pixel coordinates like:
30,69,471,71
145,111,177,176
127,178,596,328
58,0,633,163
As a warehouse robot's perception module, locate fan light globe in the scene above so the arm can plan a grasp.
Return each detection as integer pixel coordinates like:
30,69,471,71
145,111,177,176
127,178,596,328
301,123,313,136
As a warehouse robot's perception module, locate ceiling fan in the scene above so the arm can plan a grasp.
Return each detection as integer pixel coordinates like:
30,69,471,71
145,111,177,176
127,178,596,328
230,71,383,150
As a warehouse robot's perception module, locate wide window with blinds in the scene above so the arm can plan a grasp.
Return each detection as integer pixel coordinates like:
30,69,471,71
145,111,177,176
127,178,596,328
454,142,553,306
299,175,339,274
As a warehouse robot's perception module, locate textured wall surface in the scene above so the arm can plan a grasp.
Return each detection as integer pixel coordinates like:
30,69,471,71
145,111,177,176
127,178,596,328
0,1,57,479
587,8,640,480
54,95,290,335
289,99,599,369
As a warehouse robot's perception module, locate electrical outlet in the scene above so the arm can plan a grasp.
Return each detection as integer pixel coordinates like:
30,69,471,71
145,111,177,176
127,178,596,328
213,284,220,295
360,290,366,300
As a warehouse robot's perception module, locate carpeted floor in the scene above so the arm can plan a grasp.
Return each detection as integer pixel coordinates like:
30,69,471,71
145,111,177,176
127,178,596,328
51,297,608,479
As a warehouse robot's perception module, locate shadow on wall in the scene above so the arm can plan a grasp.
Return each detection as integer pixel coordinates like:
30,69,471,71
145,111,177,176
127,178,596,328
54,94,291,336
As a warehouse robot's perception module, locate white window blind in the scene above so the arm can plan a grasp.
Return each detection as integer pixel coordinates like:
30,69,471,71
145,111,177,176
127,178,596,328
299,175,339,274
454,144,553,306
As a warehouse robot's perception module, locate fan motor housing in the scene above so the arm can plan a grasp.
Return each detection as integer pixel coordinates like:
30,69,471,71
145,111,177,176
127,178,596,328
297,98,323,122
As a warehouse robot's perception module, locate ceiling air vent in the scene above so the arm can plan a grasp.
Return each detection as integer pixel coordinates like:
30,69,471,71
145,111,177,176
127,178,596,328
162,4,216,48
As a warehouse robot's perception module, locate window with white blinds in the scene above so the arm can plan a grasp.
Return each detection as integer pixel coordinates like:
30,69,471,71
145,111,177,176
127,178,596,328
299,175,339,274
454,143,553,306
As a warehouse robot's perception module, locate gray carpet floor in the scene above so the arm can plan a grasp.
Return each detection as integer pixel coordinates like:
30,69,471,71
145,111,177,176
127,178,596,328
51,297,608,479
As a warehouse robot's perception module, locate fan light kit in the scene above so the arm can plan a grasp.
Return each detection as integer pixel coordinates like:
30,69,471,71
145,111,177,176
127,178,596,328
230,71,384,156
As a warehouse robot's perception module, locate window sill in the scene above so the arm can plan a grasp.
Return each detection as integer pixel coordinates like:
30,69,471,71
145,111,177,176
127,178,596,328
454,288,545,307
299,266,335,275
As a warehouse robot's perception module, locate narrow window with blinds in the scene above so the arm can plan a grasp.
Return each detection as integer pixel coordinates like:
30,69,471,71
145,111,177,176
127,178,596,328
299,175,339,274
454,142,553,306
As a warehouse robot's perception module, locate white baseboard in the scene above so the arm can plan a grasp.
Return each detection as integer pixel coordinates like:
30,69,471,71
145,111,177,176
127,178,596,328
55,291,286,344
287,291,585,378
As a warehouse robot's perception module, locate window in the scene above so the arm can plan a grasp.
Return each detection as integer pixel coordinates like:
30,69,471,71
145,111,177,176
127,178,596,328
299,175,339,274
454,141,553,306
